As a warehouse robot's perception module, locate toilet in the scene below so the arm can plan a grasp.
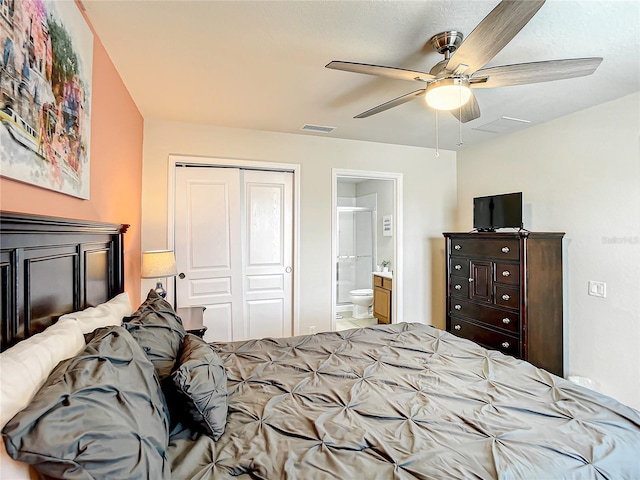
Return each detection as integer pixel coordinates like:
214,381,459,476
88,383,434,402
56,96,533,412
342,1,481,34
349,288,374,319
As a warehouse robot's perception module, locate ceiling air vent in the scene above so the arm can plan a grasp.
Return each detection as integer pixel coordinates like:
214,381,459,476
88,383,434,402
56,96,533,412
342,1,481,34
301,124,336,134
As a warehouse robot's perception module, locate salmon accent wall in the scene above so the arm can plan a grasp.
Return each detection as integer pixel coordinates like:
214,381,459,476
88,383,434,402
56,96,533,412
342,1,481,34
0,5,143,306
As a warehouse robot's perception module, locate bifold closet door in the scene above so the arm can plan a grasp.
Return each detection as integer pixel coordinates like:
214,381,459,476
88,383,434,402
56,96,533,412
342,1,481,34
175,166,293,342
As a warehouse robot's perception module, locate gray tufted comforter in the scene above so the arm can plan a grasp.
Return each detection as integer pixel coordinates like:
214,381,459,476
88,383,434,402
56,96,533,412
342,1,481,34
167,322,640,479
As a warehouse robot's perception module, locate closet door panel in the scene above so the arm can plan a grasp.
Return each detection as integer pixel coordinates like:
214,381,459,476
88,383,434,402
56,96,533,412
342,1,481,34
175,167,244,340
241,170,293,340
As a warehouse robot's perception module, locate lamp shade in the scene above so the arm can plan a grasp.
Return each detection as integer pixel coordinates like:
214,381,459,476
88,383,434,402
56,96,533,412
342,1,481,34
141,250,177,278
425,78,472,111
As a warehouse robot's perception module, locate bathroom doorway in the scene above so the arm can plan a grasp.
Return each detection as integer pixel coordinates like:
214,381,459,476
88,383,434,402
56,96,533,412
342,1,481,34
331,169,402,331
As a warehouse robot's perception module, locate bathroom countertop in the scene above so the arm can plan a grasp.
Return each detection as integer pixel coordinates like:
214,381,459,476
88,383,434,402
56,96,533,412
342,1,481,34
373,271,393,279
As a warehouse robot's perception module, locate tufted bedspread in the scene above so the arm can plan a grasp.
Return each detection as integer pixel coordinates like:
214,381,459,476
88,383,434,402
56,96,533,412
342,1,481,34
167,323,640,479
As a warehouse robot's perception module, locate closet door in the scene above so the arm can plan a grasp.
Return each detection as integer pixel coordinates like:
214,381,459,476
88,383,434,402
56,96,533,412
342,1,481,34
175,166,293,342
175,167,243,341
241,170,293,340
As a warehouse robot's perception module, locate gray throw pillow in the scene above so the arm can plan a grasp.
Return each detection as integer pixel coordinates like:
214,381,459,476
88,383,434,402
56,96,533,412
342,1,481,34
124,289,186,381
2,326,171,479
170,334,228,440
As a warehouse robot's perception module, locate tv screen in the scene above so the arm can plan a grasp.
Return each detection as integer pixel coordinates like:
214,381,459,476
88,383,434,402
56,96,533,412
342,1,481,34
473,192,523,231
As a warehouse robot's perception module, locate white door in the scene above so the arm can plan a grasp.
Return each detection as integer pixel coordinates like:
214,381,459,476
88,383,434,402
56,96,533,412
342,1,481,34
175,166,293,342
175,167,243,341
241,170,293,340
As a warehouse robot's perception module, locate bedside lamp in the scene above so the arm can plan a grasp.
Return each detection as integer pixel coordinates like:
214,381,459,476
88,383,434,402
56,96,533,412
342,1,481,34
141,250,177,298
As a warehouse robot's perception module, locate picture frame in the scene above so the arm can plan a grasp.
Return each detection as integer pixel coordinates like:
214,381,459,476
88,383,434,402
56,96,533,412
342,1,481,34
0,0,93,199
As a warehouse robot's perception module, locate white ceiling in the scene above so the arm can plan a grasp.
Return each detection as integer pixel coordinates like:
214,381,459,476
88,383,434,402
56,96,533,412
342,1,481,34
82,0,640,151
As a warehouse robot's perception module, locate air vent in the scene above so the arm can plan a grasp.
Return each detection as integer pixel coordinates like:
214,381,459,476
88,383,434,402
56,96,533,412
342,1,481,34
301,124,336,134
473,116,531,134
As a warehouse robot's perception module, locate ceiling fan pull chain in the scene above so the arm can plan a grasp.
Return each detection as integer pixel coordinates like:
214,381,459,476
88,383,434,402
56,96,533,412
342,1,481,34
457,99,464,147
435,110,440,157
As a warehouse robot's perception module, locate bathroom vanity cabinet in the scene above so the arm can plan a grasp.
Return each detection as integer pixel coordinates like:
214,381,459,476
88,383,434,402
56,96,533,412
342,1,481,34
373,274,392,324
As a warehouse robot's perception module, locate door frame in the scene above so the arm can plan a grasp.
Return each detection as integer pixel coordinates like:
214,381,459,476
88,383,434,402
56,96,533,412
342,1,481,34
331,169,403,330
167,154,301,336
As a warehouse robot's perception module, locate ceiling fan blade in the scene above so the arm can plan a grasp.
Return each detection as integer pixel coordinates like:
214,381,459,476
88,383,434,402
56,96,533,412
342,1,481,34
450,92,481,123
326,61,434,82
445,0,546,75
354,89,426,118
470,57,603,88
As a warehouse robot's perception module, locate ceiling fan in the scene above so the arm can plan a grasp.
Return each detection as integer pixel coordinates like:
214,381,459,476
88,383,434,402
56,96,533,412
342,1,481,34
326,0,602,123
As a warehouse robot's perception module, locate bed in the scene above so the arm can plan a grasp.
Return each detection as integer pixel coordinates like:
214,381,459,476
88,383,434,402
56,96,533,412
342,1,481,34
1,212,639,479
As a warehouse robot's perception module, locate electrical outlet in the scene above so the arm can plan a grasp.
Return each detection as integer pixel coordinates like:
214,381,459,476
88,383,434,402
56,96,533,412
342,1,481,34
588,281,606,298
309,326,317,334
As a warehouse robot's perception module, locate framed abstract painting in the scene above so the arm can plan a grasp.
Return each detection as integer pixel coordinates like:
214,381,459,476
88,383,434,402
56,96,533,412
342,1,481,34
0,0,93,199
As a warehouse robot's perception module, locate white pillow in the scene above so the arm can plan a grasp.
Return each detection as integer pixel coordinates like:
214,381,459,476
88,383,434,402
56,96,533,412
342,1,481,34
0,317,86,479
0,318,85,428
59,292,133,334
0,294,132,478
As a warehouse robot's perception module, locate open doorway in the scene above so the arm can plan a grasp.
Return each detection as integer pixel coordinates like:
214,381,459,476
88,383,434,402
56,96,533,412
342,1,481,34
331,169,402,331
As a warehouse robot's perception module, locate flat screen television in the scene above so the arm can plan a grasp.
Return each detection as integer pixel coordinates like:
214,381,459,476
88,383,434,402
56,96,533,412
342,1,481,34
473,192,523,232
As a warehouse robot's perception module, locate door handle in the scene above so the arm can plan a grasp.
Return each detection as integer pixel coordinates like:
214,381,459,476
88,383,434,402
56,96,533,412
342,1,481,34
285,266,292,273
178,273,186,279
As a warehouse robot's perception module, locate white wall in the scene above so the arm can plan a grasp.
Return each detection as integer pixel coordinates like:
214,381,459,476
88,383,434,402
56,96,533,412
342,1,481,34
336,182,355,199
142,120,457,334
456,92,640,409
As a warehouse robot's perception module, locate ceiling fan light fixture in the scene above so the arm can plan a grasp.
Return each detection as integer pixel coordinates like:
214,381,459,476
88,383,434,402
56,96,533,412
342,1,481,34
425,78,472,111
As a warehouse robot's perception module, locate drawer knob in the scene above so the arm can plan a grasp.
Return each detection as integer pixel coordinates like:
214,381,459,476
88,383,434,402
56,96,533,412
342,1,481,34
468,278,474,283
501,341,510,349
454,284,462,290
454,244,461,250
501,246,510,253
502,318,511,325
454,264,462,270
502,270,510,277
454,324,461,331
502,294,511,301
454,304,462,310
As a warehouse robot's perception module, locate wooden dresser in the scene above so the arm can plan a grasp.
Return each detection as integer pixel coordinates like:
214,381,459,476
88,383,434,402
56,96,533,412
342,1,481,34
443,231,564,376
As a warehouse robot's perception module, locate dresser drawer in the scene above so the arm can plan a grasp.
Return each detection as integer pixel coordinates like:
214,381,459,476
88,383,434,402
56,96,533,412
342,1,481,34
494,285,519,309
449,257,469,277
449,276,469,297
448,299,520,334
494,262,519,285
449,317,520,357
449,238,520,260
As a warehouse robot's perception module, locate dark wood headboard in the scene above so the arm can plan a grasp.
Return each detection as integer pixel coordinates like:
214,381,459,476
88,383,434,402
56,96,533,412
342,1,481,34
0,212,128,351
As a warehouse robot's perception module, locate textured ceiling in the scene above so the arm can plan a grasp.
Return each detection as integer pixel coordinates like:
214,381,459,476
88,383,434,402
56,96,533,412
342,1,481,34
82,0,640,151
